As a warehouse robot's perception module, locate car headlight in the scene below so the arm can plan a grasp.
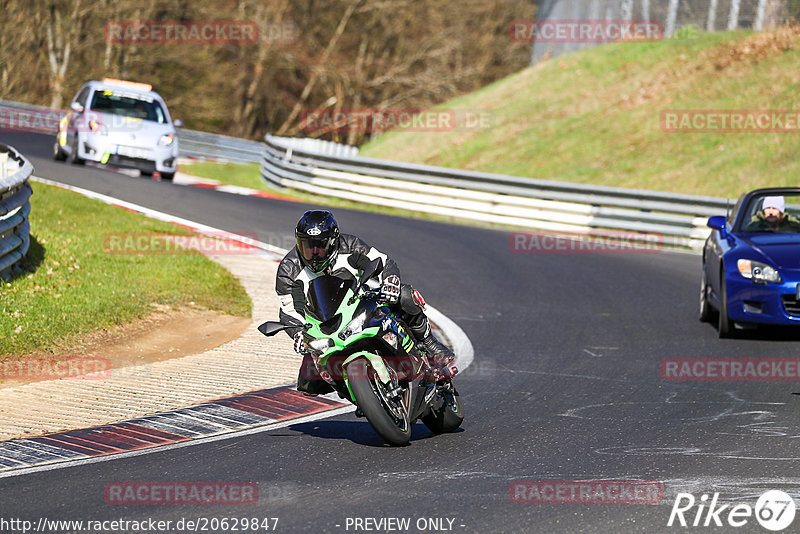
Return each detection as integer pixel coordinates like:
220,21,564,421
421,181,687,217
737,259,782,283
88,120,107,135
339,311,367,340
158,134,175,146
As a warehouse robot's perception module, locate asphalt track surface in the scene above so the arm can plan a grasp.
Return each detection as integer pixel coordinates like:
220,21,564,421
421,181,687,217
3,131,800,533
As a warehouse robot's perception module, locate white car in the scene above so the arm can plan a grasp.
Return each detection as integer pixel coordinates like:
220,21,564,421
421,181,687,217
53,78,182,180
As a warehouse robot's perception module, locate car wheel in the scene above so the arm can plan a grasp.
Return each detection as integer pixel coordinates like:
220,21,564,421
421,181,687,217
718,267,734,338
68,138,85,165
140,170,154,177
53,139,67,161
159,172,174,181
699,264,714,323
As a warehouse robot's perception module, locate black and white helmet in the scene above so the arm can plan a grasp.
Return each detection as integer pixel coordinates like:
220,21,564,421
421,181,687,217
295,210,340,273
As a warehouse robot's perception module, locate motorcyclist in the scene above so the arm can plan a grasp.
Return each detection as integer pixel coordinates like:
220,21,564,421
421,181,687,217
276,210,458,395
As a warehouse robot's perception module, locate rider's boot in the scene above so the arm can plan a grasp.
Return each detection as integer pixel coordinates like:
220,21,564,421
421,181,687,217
412,320,458,379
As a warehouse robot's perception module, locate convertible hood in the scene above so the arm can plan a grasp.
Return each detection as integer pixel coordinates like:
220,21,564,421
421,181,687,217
738,234,800,269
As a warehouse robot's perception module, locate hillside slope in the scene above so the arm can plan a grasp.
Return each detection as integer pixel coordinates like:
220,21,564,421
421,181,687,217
360,28,800,198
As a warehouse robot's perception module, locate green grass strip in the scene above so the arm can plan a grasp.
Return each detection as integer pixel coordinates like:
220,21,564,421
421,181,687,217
1,182,251,357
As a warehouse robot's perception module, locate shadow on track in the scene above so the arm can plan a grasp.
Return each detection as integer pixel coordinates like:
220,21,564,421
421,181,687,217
709,324,800,342
284,420,462,447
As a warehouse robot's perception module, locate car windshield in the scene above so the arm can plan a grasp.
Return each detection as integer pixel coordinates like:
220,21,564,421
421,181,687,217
740,193,800,233
90,90,167,123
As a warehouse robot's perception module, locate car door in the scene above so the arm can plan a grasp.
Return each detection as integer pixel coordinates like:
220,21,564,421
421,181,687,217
65,86,91,152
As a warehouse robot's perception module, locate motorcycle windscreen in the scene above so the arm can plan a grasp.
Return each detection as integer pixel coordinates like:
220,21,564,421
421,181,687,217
306,275,355,322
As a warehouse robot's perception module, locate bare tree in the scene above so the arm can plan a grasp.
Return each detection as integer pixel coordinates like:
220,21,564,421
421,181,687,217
276,0,364,136
0,0,535,141
728,0,742,30
43,0,90,108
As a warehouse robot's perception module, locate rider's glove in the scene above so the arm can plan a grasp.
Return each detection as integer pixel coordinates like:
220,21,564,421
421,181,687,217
380,275,401,304
293,331,310,355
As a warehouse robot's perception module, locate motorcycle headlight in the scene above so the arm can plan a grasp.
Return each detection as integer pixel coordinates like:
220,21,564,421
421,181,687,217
737,259,782,283
158,134,175,146
308,338,334,352
339,311,367,340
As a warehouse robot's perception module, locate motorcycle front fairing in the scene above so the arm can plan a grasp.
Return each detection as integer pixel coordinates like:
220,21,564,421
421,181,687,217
302,275,429,408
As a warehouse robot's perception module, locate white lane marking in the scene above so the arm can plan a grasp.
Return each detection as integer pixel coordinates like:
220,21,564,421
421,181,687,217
500,369,630,383
30,176,287,258
583,348,601,358
0,404,356,479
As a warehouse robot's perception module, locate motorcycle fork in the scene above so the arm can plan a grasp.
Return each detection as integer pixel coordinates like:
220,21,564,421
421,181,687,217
440,381,458,413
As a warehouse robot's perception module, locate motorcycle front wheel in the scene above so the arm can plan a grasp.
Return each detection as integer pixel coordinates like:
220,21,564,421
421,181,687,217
347,358,411,446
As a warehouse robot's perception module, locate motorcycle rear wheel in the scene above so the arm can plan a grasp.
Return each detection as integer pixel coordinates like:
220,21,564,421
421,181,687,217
347,358,411,446
422,382,464,434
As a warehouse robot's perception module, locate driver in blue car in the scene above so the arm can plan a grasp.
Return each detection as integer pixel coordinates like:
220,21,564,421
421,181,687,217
747,196,800,232
275,210,458,395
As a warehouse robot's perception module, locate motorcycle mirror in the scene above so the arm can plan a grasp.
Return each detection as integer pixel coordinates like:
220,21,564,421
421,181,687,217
258,321,289,337
358,257,384,287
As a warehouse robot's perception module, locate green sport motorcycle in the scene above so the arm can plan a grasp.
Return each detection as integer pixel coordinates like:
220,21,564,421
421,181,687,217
258,258,463,446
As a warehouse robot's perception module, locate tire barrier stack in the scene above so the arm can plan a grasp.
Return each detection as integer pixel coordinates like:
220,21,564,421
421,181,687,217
0,145,34,280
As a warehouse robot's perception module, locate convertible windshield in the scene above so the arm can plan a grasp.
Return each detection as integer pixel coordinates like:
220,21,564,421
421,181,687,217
740,193,800,233
90,90,167,123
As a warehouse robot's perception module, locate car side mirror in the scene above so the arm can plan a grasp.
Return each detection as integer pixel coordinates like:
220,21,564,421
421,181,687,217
173,119,184,128
707,215,727,238
69,102,84,113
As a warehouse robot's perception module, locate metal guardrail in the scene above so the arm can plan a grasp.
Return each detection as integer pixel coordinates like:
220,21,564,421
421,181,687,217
0,145,34,280
261,134,729,249
177,129,263,163
177,131,358,162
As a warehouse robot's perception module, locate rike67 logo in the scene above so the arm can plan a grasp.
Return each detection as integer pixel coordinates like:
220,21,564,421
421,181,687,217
668,490,796,531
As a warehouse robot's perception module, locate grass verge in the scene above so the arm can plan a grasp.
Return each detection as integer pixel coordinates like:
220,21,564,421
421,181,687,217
1,182,251,357
359,27,800,199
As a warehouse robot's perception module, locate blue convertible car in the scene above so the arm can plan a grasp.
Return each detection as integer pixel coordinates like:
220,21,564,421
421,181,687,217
700,187,800,338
